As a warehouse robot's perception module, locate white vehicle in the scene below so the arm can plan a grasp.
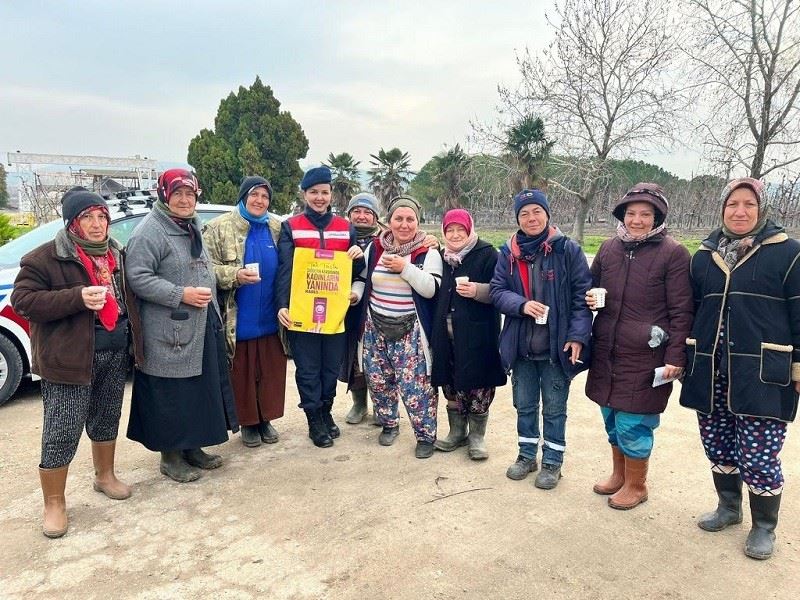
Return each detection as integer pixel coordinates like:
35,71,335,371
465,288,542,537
0,202,237,405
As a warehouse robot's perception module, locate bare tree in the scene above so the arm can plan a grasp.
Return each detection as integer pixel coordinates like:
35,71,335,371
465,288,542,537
685,0,800,179
499,0,685,243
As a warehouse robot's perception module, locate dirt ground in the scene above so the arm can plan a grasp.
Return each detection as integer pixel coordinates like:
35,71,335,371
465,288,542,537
0,366,797,600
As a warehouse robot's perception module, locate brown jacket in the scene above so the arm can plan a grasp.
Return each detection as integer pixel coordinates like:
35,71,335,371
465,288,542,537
11,229,136,385
585,234,693,414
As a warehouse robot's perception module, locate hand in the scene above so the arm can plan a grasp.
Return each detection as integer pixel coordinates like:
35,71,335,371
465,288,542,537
182,286,212,308
422,234,440,249
349,292,359,306
662,364,684,380
794,381,800,394
277,308,292,328
563,341,583,365
585,293,597,310
347,245,364,260
237,268,261,285
455,281,477,298
522,300,547,319
381,253,406,273
82,286,107,311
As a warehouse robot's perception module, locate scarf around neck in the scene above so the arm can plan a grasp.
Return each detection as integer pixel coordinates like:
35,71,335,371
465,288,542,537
616,221,666,245
155,199,203,258
355,223,381,241
238,201,269,224
717,206,770,269
512,225,557,262
378,229,426,257
443,230,479,267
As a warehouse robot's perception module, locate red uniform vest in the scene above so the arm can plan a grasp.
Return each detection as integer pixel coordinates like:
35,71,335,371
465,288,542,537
287,214,351,251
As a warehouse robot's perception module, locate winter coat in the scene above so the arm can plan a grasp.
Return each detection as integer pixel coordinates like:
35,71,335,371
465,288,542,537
124,208,221,378
11,229,134,385
585,234,693,414
202,209,286,359
679,221,800,422
490,229,593,380
430,239,506,391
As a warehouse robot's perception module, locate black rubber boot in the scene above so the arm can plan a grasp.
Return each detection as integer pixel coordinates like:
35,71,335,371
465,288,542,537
258,421,279,444
744,492,781,560
240,425,262,448
321,403,340,439
434,408,468,451
160,451,201,483
467,412,489,460
183,448,223,470
345,387,368,424
306,410,333,448
698,472,743,532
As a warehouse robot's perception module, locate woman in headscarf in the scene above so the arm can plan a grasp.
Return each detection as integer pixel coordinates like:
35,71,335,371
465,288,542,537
680,177,800,560
352,195,443,458
125,169,238,483
431,208,506,460
585,183,693,510
12,187,132,538
203,176,287,448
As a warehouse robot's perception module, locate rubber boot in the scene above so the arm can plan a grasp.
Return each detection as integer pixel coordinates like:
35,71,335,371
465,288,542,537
593,445,625,495
306,410,333,448
183,448,223,469
39,465,69,538
160,451,201,483
91,440,132,500
345,387,368,424
434,408,468,451
321,403,340,439
467,413,489,460
744,492,781,560
258,421,279,444
608,456,648,510
697,472,743,532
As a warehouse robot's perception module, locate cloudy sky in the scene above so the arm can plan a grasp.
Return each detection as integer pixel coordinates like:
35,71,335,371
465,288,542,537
0,0,701,178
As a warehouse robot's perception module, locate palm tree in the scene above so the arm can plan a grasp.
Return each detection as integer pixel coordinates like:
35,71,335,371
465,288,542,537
505,115,553,190
368,147,414,210
324,152,362,212
430,144,469,211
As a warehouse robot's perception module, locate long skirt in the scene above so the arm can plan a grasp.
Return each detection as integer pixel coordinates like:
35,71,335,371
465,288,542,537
127,311,238,451
231,334,287,425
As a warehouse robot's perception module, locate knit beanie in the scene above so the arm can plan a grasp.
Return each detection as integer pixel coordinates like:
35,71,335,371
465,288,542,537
238,175,273,204
300,166,332,191
442,208,473,236
612,182,669,226
61,187,109,228
346,193,380,219
513,189,550,223
387,195,421,220
157,168,200,203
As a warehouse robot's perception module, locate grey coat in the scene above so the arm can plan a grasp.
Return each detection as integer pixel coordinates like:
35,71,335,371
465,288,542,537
125,208,221,378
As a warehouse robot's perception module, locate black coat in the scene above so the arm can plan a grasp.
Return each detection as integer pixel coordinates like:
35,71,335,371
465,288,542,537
430,240,506,391
679,221,800,422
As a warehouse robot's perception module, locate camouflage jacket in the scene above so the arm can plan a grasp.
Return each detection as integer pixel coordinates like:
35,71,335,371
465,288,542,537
202,209,285,359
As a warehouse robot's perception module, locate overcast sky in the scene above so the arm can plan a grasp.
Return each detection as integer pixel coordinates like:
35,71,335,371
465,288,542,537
0,0,702,178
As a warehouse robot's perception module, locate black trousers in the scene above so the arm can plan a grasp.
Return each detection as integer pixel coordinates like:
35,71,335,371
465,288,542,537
287,331,346,412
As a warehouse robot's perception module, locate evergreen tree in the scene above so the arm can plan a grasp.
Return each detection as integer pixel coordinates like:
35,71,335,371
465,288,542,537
187,77,308,212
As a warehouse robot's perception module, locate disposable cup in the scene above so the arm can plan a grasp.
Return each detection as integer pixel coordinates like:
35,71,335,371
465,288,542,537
86,285,107,296
590,287,607,309
455,276,469,285
196,286,212,295
245,262,260,277
535,305,550,325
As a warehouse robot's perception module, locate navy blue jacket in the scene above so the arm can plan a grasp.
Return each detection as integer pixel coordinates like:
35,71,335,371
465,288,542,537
490,229,593,380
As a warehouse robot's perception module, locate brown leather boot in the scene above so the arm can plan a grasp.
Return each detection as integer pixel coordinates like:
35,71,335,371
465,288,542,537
608,456,648,510
39,465,69,538
593,445,625,495
92,440,132,500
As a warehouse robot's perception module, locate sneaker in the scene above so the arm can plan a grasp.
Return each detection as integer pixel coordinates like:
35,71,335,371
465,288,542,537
534,463,563,490
415,441,435,459
378,425,400,446
506,455,538,480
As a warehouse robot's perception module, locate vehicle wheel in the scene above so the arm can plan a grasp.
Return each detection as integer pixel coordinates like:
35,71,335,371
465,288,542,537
0,334,23,407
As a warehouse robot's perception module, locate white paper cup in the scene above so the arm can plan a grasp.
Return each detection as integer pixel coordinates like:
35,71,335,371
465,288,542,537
590,287,607,309
196,286,212,295
535,305,550,325
86,285,106,295
455,276,469,285
245,262,260,277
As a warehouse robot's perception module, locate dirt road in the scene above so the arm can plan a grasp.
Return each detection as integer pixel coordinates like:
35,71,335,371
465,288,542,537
1,368,797,599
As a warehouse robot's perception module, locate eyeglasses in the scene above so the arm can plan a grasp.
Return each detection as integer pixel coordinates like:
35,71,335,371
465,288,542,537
625,188,668,205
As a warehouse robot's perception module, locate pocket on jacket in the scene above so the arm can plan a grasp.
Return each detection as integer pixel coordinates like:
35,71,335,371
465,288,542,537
163,319,194,350
759,342,792,386
685,337,697,376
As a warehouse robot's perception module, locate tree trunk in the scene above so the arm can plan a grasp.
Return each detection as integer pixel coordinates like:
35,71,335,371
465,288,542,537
574,199,590,246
